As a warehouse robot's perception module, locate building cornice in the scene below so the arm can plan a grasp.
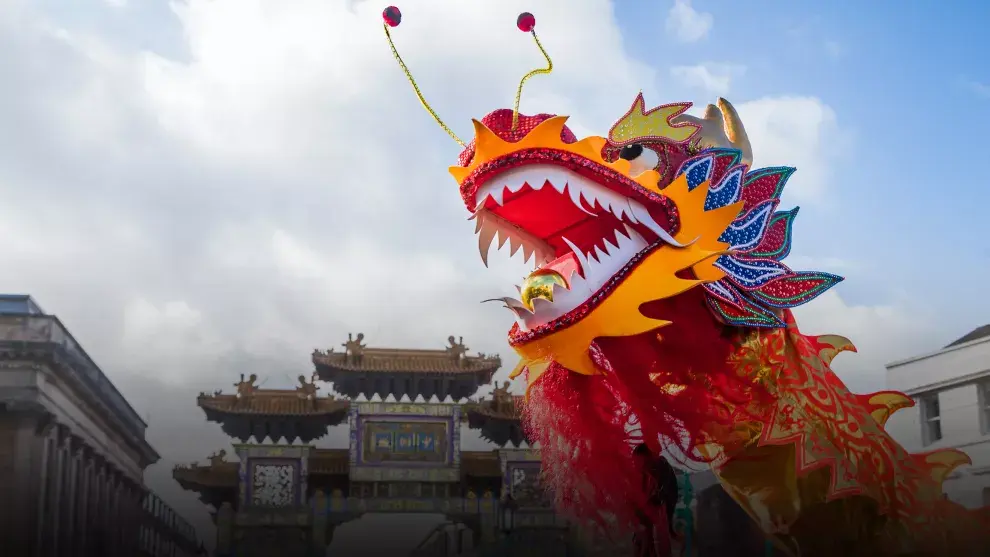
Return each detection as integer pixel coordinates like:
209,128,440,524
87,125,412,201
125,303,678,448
902,368,990,397
886,335,990,370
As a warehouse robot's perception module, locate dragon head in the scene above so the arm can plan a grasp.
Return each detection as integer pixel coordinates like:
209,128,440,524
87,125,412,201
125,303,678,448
383,7,842,393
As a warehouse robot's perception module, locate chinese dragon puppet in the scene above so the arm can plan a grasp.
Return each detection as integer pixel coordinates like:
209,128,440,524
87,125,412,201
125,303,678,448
382,7,988,556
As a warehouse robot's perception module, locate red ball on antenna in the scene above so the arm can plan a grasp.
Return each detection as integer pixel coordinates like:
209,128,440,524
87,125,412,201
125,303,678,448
517,12,536,32
383,6,402,27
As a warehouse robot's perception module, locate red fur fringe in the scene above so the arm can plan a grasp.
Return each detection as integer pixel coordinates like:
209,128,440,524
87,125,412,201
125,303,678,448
523,289,771,532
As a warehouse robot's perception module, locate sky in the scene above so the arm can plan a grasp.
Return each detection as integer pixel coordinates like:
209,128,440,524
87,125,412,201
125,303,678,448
2,0,990,553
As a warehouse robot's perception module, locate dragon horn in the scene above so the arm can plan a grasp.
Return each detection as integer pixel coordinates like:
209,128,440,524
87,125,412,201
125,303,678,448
716,98,753,166
673,98,753,166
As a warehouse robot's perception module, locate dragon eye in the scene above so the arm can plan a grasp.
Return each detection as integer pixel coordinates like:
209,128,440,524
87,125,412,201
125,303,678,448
619,144,644,160
618,143,660,176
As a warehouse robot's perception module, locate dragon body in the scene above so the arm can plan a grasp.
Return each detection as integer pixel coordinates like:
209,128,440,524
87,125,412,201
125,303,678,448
381,8,989,555
448,104,988,556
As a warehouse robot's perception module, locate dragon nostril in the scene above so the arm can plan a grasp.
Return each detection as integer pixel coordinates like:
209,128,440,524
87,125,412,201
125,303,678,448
619,144,644,161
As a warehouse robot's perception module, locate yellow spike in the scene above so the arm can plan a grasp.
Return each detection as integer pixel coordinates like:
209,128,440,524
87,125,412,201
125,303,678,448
471,119,509,161
509,359,529,379
815,334,857,366
525,114,570,141
862,392,914,427
448,165,471,183
920,449,972,485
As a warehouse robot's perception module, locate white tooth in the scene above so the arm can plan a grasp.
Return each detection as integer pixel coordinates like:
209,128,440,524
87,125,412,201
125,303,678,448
594,245,608,263
628,200,686,247
532,297,554,311
495,229,509,250
561,237,589,272
477,217,497,267
522,239,535,263
492,186,505,206
608,200,627,222
564,184,596,217
603,235,620,256
623,223,646,245
508,235,522,257
623,200,639,224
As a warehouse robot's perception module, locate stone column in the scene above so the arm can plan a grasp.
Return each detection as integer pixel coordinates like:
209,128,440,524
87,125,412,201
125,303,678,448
75,448,91,556
93,463,106,556
107,470,120,557
118,481,138,557
3,407,51,557
58,432,78,557
37,423,63,557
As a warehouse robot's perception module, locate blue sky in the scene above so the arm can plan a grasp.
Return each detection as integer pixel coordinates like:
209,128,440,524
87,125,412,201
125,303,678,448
616,0,990,336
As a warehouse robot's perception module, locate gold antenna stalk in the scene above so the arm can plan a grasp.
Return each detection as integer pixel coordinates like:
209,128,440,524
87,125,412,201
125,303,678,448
512,12,554,131
382,6,465,147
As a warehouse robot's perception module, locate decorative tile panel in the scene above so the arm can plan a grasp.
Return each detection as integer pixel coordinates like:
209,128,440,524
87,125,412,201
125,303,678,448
349,403,461,482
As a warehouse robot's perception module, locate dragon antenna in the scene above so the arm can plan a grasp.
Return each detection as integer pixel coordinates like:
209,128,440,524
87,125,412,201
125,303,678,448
382,6,466,147
511,12,553,131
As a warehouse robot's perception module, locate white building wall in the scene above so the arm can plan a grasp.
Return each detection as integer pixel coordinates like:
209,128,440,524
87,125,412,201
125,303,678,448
885,336,990,509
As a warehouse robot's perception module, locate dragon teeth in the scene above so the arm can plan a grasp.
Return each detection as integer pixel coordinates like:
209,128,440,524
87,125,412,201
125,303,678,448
474,209,554,268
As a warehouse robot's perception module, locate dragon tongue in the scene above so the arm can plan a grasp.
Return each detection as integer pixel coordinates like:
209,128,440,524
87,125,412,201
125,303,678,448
529,252,581,284
518,253,580,311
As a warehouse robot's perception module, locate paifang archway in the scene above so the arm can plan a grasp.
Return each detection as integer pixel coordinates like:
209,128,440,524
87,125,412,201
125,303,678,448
173,334,571,557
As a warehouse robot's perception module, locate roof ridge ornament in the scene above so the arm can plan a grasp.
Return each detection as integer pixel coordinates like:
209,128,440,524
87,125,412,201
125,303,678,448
234,374,258,400
343,333,366,364
446,335,469,365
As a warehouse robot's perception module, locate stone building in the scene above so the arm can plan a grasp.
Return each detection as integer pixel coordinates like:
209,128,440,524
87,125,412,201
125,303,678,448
0,294,204,557
886,325,990,508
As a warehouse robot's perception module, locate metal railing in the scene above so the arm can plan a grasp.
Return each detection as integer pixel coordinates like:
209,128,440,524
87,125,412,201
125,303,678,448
409,522,475,557
139,492,207,557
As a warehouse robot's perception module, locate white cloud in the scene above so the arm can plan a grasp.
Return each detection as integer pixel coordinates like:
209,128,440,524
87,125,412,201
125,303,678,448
793,291,938,394
670,63,745,96
0,0,928,551
665,0,713,43
735,96,852,201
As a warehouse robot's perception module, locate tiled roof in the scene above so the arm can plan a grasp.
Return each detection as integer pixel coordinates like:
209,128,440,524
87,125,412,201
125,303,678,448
313,347,501,375
945,324,990,348
462,396,525,420
172,461,238,490
197,392,350,416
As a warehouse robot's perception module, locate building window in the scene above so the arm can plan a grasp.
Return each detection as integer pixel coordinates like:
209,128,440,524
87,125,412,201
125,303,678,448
919,394,942,445
979,382,990,435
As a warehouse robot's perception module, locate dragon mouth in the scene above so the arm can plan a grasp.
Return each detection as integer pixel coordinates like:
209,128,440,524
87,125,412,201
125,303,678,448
472,163,680,332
